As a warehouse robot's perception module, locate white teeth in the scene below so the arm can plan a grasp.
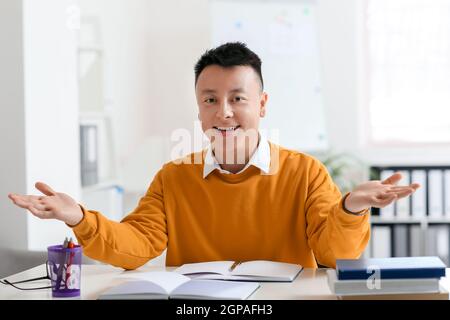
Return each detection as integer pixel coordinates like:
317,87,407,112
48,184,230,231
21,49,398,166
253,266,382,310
216,126,238,131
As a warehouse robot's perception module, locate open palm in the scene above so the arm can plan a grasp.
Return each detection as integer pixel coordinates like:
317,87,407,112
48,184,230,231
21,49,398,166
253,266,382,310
8,182,83,226
345,172,420,213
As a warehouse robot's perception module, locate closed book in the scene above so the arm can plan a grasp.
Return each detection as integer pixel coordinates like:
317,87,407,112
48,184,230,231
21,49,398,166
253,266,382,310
336,256,446,280
97,271,260,300
327,269,441,296
338,290,449,300
174,260,302,282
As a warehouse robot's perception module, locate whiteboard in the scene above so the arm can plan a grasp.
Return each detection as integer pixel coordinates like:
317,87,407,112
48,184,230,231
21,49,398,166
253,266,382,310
210,0,328,152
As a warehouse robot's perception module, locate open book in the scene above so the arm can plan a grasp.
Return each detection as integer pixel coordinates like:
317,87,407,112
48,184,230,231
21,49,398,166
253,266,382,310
174,260,303,282
97,271,260,300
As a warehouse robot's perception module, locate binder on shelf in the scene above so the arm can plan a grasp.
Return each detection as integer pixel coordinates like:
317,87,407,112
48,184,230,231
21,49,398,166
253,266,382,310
379,170,395,219
80,124,99,187
395,170,410,219
445,170,450,218
371,226,391,258
81,184,124,221
428,170,444,218
435,227,449,264
410,226,423,257
370,165,450,261
411,170,427,219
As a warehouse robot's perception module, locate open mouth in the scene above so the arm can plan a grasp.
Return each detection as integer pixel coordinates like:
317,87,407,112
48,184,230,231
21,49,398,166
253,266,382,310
213,125,240,133
213,126,240,137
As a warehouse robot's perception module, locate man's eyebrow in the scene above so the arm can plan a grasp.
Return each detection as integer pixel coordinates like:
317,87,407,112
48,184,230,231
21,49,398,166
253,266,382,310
200,89,217,94
200,88,247,94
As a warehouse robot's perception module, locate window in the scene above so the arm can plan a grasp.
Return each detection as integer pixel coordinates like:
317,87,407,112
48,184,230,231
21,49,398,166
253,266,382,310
366,0,450,144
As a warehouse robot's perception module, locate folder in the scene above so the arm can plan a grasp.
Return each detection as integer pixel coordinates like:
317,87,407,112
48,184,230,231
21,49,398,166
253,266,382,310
371,226,391,258
395,170,410,219
80,124,99,186
411,170,427,219
379,170,395,219
445,170,450,218
428,170,443,218
436,227,448,261
410,226,423,256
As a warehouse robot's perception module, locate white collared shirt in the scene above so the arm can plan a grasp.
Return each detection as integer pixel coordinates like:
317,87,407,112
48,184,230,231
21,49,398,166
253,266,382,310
203,134,271,179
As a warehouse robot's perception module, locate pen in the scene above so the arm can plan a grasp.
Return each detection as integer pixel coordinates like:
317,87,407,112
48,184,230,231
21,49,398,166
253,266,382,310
229,261,242,272
65,238,75,288
56,237,69,290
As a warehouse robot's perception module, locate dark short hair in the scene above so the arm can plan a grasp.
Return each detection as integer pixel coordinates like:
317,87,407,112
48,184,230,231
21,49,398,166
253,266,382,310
194,42,264,90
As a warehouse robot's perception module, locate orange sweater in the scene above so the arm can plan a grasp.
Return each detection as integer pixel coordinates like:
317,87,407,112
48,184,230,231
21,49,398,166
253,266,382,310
71,143,370,269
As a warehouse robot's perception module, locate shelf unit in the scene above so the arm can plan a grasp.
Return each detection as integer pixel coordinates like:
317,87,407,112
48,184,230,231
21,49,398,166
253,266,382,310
369,165,450,263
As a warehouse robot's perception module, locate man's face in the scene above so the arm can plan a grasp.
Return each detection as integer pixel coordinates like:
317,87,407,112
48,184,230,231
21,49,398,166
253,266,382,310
195,65,268,159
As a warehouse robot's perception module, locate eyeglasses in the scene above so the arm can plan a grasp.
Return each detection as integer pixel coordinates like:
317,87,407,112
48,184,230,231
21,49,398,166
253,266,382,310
0,261,53,291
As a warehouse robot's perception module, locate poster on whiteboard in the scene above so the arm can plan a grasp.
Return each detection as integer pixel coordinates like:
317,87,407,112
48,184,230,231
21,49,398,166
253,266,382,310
210,0,328,152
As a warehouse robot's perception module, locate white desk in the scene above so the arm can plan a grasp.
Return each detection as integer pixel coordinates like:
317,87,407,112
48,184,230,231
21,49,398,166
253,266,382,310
1,265,449,300
0,265,336,300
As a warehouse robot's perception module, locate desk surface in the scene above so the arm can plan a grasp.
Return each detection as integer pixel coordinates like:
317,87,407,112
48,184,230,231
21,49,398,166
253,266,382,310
1,265,450,300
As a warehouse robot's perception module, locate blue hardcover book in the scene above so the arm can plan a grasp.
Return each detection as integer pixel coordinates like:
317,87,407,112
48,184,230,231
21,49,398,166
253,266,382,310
336,256,446,280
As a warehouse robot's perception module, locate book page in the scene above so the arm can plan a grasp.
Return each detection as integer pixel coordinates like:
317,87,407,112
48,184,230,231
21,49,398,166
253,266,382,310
120,271,191,294
171,280,260,300
174,261,234,276
232,260,302,278
98,281,168,298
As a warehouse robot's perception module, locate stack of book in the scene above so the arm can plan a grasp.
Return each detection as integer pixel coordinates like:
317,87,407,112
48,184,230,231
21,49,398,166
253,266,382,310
327,256,449,300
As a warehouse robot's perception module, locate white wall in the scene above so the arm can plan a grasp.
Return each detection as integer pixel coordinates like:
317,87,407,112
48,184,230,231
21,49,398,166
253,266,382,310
0,0,80,251
320,0,450,166
0,0,28,251
23,0,81,250
79,0,208,196
77,0,364,197
317,0,360,152
80,0,450,198
2,0,447,258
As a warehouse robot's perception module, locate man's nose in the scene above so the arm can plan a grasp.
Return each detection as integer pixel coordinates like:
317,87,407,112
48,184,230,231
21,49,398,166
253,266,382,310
217,101,234,119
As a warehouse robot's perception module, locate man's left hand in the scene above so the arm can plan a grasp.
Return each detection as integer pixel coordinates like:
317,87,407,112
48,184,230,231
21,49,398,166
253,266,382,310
344,172,420,213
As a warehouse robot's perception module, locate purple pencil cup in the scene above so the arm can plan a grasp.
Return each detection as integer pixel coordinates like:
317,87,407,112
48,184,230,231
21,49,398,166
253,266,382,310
47,244,82,298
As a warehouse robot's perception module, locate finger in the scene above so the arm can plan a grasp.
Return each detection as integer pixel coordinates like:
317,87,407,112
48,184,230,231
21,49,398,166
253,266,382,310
387,184,420,191
9,194,33,209
411,183,421,190
386,189,415,199
381,172,402,185
395,190,415,199
30,198,48,211
385,187,416,195
35,182,56,196
376,192,395,200
371,194,397,207
10,193,42,200
27,205,52,219
9,194,49,210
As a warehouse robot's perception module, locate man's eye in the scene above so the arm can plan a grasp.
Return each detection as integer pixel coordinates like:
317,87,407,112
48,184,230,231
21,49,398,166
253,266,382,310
204,98,215,104
234,96,245,102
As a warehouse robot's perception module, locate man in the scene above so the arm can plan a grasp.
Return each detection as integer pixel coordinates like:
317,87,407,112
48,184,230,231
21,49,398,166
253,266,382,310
8,42,419,269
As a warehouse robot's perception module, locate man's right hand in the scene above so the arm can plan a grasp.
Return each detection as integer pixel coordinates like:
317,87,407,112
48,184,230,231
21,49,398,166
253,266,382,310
8,182,84,226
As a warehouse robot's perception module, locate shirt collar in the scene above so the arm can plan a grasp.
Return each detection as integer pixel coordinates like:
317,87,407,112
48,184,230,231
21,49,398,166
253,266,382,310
202,134,271,179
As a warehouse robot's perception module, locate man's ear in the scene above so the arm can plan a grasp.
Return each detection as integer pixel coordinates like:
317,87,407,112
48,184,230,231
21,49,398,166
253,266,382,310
259,92,268,117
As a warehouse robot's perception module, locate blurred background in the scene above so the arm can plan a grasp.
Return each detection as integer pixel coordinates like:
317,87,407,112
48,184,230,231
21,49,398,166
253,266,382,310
1,0,450,277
